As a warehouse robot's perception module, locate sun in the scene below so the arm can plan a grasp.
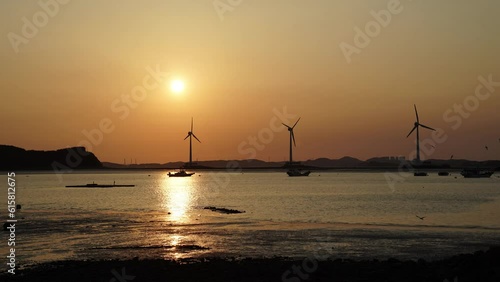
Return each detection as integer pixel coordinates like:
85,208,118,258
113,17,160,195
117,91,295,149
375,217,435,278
170,79,185,94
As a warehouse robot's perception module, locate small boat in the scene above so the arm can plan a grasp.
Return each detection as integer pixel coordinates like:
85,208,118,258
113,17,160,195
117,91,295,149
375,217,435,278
460,169,494,178
438,171,450,176
287,169,311,177
66,182,135,188
414,172,428,176
168,170,195,177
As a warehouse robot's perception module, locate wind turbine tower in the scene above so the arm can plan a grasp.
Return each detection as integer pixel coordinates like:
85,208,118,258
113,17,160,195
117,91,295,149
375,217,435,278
406,105,435,163
184,118,201,168
282,118,301,166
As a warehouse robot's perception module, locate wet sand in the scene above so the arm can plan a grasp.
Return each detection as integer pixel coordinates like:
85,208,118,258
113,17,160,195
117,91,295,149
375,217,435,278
2,247,499,282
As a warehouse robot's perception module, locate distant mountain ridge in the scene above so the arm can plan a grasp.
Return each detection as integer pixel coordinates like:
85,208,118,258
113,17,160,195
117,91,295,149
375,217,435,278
102,156,369,169
0,145,102,170
101,159,286,169
303,156,364,168
103,157,500,170
1,145,499,171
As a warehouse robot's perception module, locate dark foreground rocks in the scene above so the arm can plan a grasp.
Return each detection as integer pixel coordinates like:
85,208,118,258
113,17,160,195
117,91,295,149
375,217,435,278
2,247,499,282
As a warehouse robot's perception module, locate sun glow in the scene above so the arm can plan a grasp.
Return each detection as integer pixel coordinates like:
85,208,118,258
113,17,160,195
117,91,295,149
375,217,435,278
170,79,185,94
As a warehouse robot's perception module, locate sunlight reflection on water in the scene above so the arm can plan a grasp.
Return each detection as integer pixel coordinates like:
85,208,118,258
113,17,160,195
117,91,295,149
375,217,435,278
1,171,499,264
161,174,194,223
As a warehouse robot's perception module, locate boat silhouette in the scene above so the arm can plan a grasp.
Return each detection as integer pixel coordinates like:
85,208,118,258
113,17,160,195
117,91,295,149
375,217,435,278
460,169,494,178
66,182,135,188
168,169,195,177
286,169,311,177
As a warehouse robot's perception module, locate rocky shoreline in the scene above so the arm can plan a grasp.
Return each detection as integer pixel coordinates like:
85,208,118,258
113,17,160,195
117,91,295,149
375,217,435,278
1,247,499,282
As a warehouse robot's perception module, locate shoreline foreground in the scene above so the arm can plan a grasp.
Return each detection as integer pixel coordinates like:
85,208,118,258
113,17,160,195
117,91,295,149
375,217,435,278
2,247,499,282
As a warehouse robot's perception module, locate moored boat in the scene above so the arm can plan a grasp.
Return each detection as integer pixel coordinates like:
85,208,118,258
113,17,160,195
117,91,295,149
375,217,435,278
438,171,450,176
460,169,494,178
287,169,311,177
168,170,195,177
414,171,428,176
66,182,135,188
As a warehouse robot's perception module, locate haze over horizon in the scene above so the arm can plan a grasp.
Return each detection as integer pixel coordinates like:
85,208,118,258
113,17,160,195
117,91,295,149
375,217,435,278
1,0,499,163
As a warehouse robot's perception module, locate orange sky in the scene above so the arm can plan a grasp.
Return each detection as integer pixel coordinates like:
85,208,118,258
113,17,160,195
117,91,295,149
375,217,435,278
1,0,499,163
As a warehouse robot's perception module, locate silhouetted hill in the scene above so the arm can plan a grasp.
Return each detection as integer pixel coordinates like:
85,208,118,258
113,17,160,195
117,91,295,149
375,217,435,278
0,145,102,171
102,162,184,169
102,157,500,170
199,159,285,168
304,157,364,167
3,144,497,171
102,159,286,169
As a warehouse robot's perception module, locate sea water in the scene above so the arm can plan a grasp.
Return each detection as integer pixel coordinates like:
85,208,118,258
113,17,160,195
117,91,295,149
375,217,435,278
1,171,499,265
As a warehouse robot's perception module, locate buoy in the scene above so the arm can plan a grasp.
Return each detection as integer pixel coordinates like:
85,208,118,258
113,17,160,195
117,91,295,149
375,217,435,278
16,204,21,210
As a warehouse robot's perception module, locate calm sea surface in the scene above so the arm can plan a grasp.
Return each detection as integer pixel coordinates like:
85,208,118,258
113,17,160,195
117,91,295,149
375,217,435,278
1,171,500,265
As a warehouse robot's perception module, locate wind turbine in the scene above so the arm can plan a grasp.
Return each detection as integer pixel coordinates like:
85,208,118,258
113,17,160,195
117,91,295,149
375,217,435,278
283,118,301,165
184,118,200,167
406,105,435,163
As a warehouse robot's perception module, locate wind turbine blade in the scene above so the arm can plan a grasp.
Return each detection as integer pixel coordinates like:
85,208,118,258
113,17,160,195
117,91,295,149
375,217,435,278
192,134,201,143
291,131,296,147
292,117,301,129
191,117,193,132
419,124,436,131
282,123,291,129
414,104,419,123
406,125,417,138
184,133,190,140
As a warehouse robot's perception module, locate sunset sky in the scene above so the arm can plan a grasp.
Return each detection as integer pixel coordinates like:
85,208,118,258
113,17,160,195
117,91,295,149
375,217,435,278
1,0,499,163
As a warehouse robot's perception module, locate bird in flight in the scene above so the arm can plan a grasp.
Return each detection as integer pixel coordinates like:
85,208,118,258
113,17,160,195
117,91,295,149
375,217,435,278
416,215,425,220
485,146,489,150
450,155,454,160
